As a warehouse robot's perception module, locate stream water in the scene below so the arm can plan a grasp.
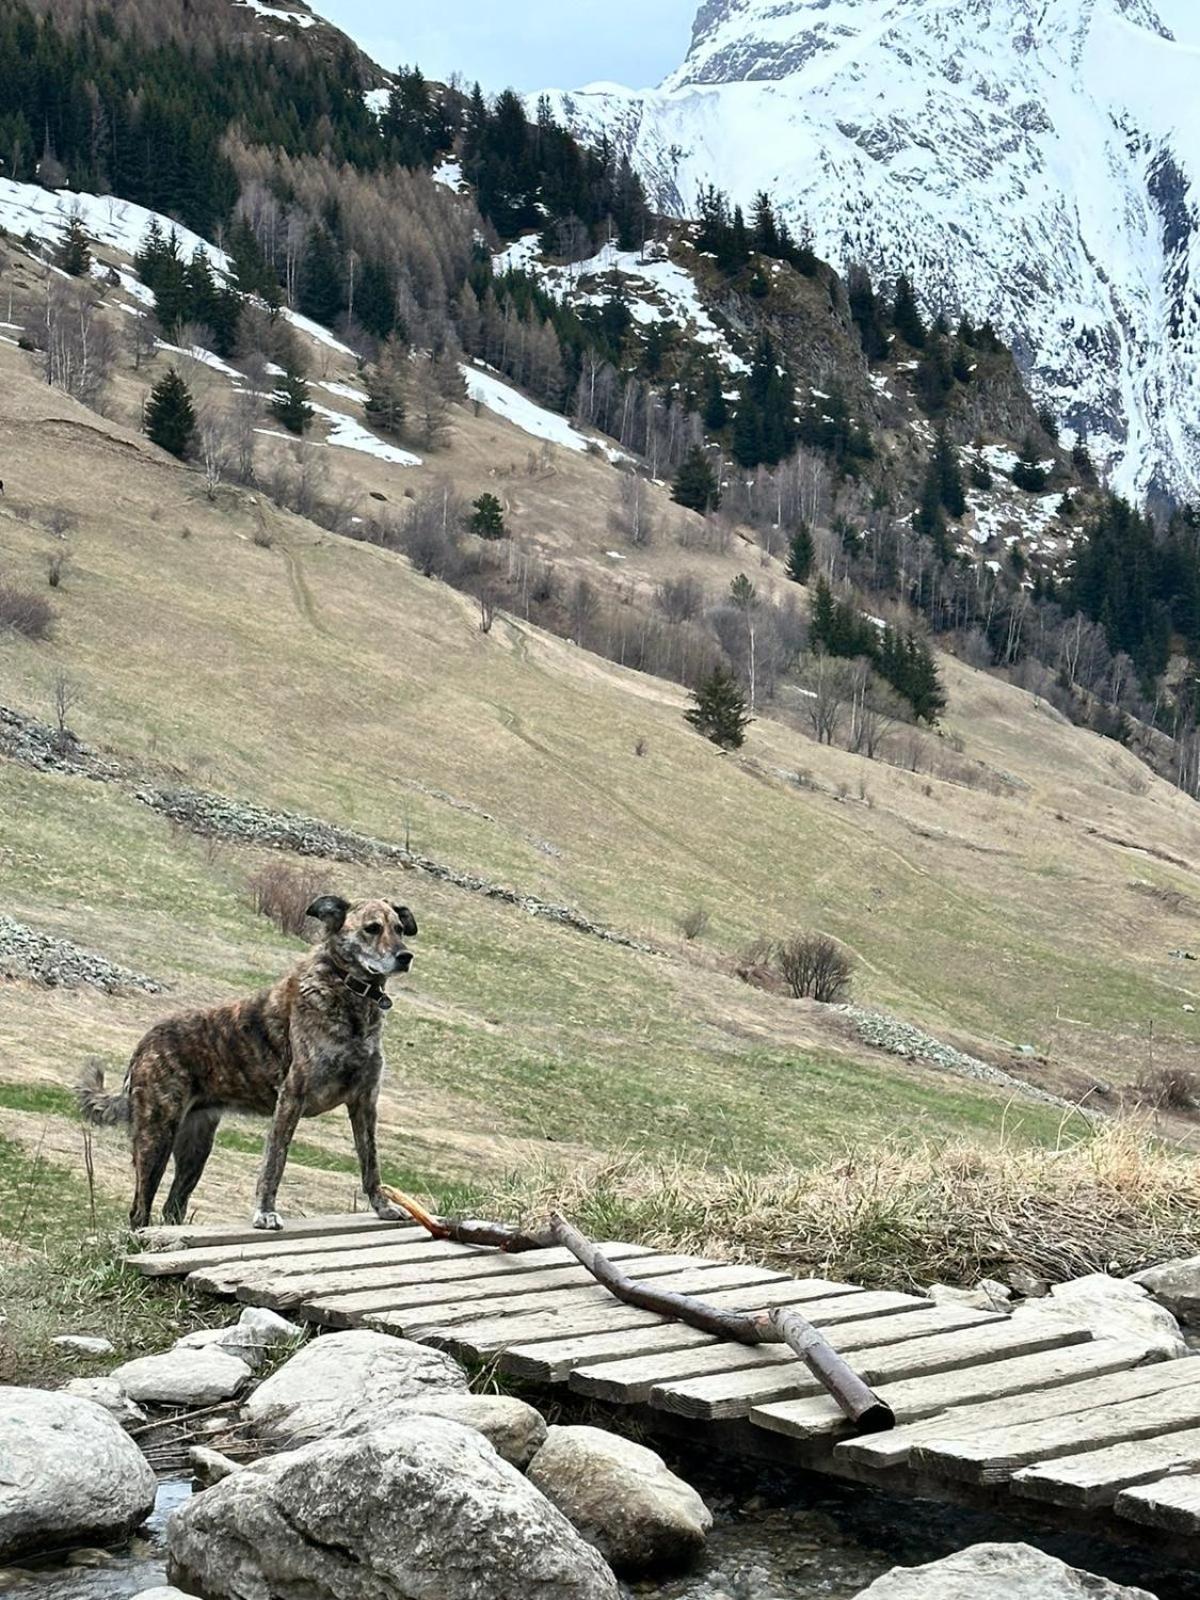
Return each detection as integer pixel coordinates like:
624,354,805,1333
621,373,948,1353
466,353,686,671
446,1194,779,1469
8,1457,1200,1600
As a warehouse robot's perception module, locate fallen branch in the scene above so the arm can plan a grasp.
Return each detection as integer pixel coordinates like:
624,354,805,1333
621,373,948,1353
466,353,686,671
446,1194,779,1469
547,1211,893,1431
378,1185,554,1253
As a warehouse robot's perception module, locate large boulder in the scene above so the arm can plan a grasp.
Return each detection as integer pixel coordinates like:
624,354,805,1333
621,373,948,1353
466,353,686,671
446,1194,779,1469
527,1424,712,1575
243,1328,467,1442
110,1346,253,1406
1132,1258,1200,1327
1011,1273,1187,1358
337,1390,548,1467
0,1388,157,1560
167,1414,619,1600
852,1542,1157,1598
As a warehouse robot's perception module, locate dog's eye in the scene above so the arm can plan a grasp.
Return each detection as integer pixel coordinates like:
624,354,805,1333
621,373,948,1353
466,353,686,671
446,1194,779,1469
364,922,383,937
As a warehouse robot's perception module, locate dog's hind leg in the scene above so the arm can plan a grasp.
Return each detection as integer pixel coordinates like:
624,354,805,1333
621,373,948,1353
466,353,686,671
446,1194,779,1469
130,1119,176,1232
162,1107,222,1224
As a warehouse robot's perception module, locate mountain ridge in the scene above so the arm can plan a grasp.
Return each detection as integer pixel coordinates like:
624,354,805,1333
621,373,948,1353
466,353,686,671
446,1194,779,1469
542,0,1200,505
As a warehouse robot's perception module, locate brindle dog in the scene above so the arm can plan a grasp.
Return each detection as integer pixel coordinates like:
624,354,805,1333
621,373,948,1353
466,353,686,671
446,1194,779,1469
79,896,416,1231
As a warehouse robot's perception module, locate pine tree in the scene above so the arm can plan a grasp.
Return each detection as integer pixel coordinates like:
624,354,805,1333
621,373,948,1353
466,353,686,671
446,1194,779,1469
685,665,752,750
701,367,729,431
671,447,720,514
1012,435,1049,492
786,524,814,584
847,264,889,362
298,226,343,328
470,493,507,539
731,400,764,469
363,336,408,438
272,371,313,435
751,191,779,256
56,215,91,277
891,274,926,349
915,460,951,560
933,427,967,518
145,367,196,459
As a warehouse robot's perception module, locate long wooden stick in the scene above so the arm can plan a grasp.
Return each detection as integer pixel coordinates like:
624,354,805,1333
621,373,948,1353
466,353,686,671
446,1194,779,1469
383,1190,893,1430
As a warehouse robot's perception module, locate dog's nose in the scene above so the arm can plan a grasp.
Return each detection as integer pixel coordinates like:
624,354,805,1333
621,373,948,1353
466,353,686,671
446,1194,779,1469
397,951,414,972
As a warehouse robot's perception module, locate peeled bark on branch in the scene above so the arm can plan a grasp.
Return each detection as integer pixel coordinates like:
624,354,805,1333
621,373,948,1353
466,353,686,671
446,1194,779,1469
378,1185,553,1253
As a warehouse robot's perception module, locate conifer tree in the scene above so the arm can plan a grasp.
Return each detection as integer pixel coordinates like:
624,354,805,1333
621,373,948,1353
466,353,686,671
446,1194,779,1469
56,215,91,277
1012,435,1049,492
470,492,507,539
847,264,889,362
363,336,408,438
145,367,196,458
272,370,313,435
786,523,815,584
685,664,752,749
933,427,967,518
891,274,926,348
701,367,729,431
672,447,720,514
298,226,343,327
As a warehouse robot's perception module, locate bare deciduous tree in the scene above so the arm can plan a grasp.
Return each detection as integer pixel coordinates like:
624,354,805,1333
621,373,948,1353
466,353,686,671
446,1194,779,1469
26,280,117,409
776,933,854,1003
608,471,656,548
51,668,80,755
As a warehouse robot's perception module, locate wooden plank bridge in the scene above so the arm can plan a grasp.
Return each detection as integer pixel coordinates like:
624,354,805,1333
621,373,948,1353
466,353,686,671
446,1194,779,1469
129,1215,1200,1555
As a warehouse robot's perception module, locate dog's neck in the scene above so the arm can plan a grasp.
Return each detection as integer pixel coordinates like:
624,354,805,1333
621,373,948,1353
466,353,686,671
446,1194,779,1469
320,951,393,1012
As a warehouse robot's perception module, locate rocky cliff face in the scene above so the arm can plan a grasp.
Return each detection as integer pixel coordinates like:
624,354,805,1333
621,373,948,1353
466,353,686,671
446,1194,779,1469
545,0,1200,503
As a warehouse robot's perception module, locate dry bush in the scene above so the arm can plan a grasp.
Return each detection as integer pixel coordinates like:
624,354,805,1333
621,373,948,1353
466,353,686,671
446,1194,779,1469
0,582,56,640
1134,1064,1200,1114
677,905,710,942
248,862,326,939
472,1122,1200,1291
733,934,780,994
776,932,854,1003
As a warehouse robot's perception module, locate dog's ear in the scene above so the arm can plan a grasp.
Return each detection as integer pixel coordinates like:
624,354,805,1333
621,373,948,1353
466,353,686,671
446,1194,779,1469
391,904,418,937
306,895,350,932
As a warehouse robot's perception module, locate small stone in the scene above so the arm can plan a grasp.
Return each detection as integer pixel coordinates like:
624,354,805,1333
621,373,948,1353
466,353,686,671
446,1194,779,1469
111,1347,253,1406
1132,1257,1200,1327
1007,1267,1050,1299
52,1335,115,1356
189,1445,241,1487
852,1540,1156,1597
130,1590,195,1600
63,1377,147,1428
65,1547,117,1568
925,1281,1011,1312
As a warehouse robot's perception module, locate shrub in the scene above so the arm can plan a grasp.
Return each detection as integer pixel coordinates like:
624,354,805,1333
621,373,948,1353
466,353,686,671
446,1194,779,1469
776,933,854,1003
0,582,56,640
248,862,327,939
677,906,710,941
1134,1064,1200,1114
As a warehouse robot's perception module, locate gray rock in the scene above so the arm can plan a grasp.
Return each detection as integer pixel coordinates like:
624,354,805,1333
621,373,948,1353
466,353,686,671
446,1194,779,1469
52,1335,115,1356
528,1424,712,1575
167,1414,619,1599
175,1306,300,1371
62,1377,147,1428
1132,1258,1200,1327
926,1279,1012,1312
0,1388,157,1561
111,1347,253,1406
852,1541,1157,1597
131,1590,195,1600
339,1391,547,1467
243,1327,466,1442
189,1445,241,1486
1012,1272,1187,1358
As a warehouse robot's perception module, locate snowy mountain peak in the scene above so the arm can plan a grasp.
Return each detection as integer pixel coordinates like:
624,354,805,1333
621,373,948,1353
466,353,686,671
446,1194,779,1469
546,0,1200,502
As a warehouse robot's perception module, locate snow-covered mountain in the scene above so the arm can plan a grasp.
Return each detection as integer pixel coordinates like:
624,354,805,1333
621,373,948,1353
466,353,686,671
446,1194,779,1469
540,0,1200,503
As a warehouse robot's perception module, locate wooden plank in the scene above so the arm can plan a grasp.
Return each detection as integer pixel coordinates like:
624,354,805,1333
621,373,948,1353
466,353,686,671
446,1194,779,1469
752,1340,1159,1445
393,1276,850,1364
841,1356,1200,1472
1117,1473,1200,1534
299,1253,711,1325
189,1236,495,1296
238,1243,657,1316
214,1234,557,1291
133,1213,399,1256
570,1300,992,1405
650,1321,1090,1422
496,1278,860,1383
129,1222,425,1276
1012,1425,1200,1509
910,1361,1200,1485
376,1263,789,1339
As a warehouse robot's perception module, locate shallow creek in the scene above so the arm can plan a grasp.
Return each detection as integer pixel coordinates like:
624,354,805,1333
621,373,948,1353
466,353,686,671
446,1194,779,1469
8,1454,1200,1600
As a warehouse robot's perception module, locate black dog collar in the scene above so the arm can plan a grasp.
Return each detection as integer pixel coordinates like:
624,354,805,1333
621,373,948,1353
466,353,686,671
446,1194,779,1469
340,972,393,1011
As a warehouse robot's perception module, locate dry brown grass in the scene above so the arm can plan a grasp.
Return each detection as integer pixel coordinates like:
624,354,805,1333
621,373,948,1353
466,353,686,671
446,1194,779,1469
0,580,55,640
471,1120,1200,1291
248,860,326,938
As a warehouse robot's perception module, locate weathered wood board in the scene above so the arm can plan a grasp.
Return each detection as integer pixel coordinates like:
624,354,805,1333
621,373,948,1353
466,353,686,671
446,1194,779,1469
1012,1425,1200,1509
1117,1473,1200,1534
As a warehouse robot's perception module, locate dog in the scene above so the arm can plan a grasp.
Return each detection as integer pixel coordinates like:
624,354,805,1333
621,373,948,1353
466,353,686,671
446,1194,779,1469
78,895,417,1231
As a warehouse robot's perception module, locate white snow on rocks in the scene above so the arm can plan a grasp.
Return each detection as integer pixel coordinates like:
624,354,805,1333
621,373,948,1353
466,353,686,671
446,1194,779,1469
462,361,611,456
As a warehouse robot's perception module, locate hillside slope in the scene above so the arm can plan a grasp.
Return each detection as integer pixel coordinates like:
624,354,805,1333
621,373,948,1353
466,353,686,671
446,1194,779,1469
3,296,1200,1234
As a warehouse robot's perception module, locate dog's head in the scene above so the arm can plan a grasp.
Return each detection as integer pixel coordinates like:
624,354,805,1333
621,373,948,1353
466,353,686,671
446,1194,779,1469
307,896,418,980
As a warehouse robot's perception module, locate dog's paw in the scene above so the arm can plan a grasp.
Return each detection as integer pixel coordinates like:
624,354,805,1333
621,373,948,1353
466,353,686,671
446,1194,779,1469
252,1208,283,1231
371,1199,409,1223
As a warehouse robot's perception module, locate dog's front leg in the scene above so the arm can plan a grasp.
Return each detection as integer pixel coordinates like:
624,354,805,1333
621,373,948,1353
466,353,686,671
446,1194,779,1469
253,1081,304,1230
347,1082,406,1222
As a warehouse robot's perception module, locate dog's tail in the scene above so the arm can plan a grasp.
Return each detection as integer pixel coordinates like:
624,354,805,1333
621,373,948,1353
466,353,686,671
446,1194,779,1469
77,1057,132,1128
